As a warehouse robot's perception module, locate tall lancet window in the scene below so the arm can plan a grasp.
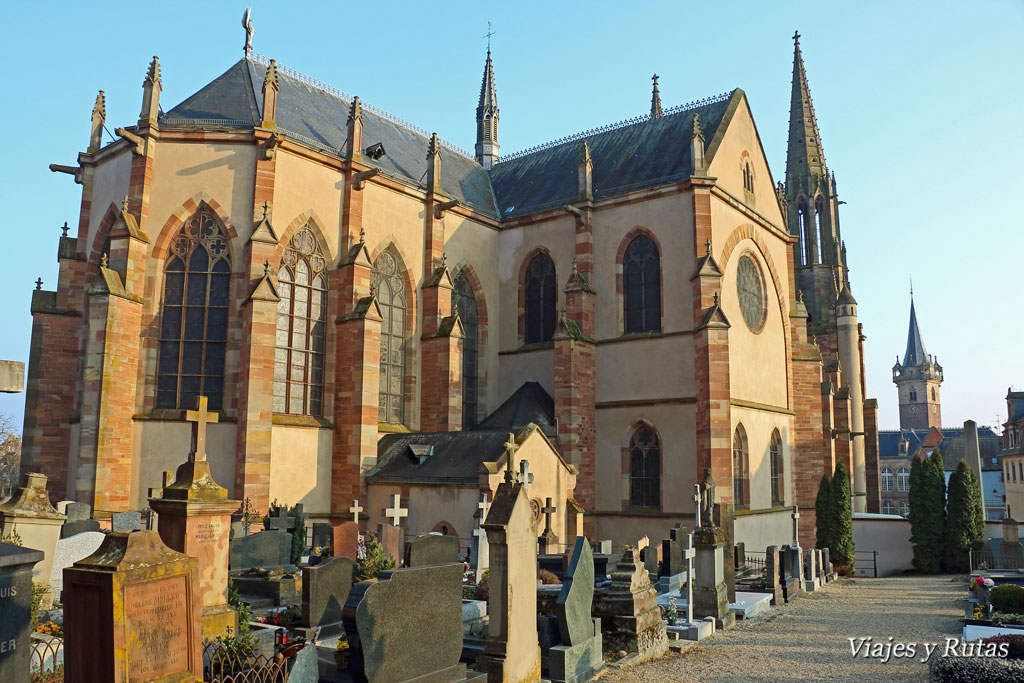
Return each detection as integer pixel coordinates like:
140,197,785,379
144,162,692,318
733,424,750,509
629,424,661,509
372,249,407,425
524,252,556,344
157,208,230,411
275,227,328,416
814,196,826,264
623,234,661,334
797,199,810,266
453,272,479,428
770,429,784,506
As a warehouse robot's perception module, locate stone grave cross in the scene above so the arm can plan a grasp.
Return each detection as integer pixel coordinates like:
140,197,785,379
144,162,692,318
185,395,218,462
503,432,519,484
692,484,702,528
349,499,363,525
791,505,800,546
384,494,408,527
541,497,556,535
683,531,696,624
516,459,534,496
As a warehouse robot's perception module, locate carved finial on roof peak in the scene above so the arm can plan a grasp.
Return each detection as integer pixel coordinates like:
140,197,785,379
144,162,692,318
61,221,69,238
263,260,270,277
262,201,270,219
705,239,712,257
93,90,106,119
651,74,663,119
359,226,365,244
121,195,130,213
35,278,42,291
264,59,279,91
578,139,591,166
242,7,254,55
692,113,704,141
572,256,579,276
348,96,362,125
145,56,161,86
713,291,719,306
427,132,441,159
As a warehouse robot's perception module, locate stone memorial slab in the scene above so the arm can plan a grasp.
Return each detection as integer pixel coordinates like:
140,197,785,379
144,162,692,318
288,643,319,683
111,510,142,532
64,530,201,682
764,546,783,606
301,556,353,632
405,533,460,567
376,524,400,565
49,530,106,600
557,537,594,645
692,524,735,630
0,541,44,683
713,503,736,603
344,562,466,683
332,521,360,560
61,519,101,538
63,502,91,523
229,529,291,571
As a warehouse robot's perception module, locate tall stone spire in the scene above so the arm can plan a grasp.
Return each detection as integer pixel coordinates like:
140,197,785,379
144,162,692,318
650,74,663,119
475,48,500,169
785,31,828,188
902,295,928,367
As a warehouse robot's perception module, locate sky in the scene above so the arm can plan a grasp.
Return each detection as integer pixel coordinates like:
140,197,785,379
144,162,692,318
0,0,1021,433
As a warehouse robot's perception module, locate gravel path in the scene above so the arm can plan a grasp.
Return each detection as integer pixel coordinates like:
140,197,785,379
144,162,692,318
602,575,965,682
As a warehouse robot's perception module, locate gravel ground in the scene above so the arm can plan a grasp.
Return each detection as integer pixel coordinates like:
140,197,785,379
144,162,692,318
602,575,965,682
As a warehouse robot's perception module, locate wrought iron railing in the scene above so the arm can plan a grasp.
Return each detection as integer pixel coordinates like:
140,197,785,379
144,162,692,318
971,548,1017,572
742,551,767,580
203,641,289,683
30,636,64,682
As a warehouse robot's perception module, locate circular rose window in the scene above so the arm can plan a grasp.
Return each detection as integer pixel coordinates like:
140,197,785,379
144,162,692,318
736,254,766,333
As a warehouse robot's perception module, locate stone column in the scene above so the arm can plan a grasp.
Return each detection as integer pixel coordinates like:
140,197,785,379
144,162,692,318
0,473,66,608
691,525,735,630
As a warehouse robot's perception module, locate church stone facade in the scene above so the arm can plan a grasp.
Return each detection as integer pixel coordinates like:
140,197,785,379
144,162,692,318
22,28,879,549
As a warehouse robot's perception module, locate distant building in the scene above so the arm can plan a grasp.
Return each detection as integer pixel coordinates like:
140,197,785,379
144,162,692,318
878,425,1004,520
999,389,1024,519
892,295,943,430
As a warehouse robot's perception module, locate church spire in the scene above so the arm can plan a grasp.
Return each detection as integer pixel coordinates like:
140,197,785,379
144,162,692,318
650,74,663,119
902,295,929,367
785,31,828,188
475,46,500,169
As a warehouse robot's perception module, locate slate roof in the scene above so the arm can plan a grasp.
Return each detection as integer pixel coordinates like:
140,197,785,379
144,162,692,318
878,427,1002,471
902,298,929,367
475,381,555,434
162,58,498,216
369,430,512,484
161,56,743,223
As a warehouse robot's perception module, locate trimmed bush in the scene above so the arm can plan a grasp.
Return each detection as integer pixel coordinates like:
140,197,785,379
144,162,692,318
473,571,489,601
929,652,1024,682
831,461,855,568
992,585,1024,615
815,474,834,551
983,634,1024,660
354,534,397,582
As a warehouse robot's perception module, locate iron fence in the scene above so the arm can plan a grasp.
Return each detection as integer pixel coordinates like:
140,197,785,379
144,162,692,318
30,636,63,682
970,548,1017,572
203,641,289,683
741,551,767,579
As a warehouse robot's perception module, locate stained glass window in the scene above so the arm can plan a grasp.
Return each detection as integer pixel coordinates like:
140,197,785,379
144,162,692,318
524,253,556,344
770,429,784,506
453,273,479,428
372,249,406,424
623,235,661,334
733,425,750,508
737,255,766,333
157,208,230,411
629,425,660,509
274,227,327,416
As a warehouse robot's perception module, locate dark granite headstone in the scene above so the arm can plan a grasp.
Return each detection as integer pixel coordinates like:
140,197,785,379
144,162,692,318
301,556,353,630
111,510,142,532
404,533,460,567
229,529,291,570
660,534,682,577
0,542,44,683
61,519,101,538
592,555,609,584
557,537,594,645
343,562,465,683
735,542,746,570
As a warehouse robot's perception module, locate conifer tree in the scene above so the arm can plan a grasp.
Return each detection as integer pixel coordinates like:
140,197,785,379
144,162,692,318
830,460,855,568
909,451,946,573
929,450,948,571
945,460,984,572
815,474,834,551
965,465,986,544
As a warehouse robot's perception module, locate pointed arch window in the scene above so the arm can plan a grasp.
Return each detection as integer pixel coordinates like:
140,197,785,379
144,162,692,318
733,424,750,509
797,198,810,266
770,429,784,506
524,253,556,344
881,468,894,492
157,208,230,411
453,272,479,428
623,235,661,334
274,227,328,416
372,249,407,425
743,162,755,193
814,196,826,264
629,425,660,509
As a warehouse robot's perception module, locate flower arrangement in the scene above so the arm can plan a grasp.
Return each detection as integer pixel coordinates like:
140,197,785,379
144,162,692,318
335,640,350,652
35,621,62,637
664,597,681,624
974,603,990,620
975,576,995,589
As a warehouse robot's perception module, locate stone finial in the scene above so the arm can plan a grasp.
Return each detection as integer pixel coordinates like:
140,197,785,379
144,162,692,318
261,60,279,129
121,195,130,213
61,221,69,238
35,278,42,291
263,260,270,277
427,132,442,160
262,201,270,219
346,96,363,160
89,90,106,152
690,114,706,175
578,139,592,167
713,291,719,306
347,96,363,125
692,113,705,141
650,74,663,119
577,140,593,199
572,257,579,277
139,57,161,126
427,133,442,194
359,226,366,244
144,56,162,87
263,59,279,91
705,239,712,256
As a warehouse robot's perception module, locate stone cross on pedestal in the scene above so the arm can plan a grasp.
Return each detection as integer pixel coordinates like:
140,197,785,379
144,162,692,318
349,499,363,526
185,395,219,462
693,484,702,528
541,497,556,535
478,492,491,522
384,494,408,527
683,532,696,625
516,459,534,496
503,433,519,484
791,505,800,546
471,492,491,581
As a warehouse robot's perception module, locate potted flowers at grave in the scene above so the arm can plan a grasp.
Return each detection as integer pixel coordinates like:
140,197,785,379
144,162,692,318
664,597,683,627
335,638,351,670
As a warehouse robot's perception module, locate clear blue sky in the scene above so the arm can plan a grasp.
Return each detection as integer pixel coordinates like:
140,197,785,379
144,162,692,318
1,1,1021,432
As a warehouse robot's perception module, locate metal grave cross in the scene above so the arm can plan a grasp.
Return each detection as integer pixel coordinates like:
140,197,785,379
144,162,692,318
384,494,409,527
185,395,219,462
692,484,702,528
791,505,800,546
683,531,697,624
541,497,556,535
349,499,364,525
516,459,535,496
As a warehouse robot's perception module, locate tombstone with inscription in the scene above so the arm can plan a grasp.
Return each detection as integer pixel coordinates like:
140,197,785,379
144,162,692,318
538,498,559,554
478,452,542,683
659,526,687,593
0,472,66,607
311,522,332,551
64,530,201,682
470,493,491,582
803,546,819,592
0,541,43,683
713,502,736,603
299,556,354,640
229,529,292,571
150,395,239,639
405,533,460,567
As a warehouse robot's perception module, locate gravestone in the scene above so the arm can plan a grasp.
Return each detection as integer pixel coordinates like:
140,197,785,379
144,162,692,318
63,502,91,522
478,472,541,683
0,541,43,683
816,549,825,584
311,522,332,551
63,530,201,682
49,530,105,601
591,548,667,662
264,504,296,533
344,562,467,683
376,524,401,566
471,493,491,582
641,544,661,578
300,556,353,637
658,526,687,593
111,510,142,532
713,503,736,603
332,521,360,560
288,644,319,683
61,519,101,538
692,524,735,630
804,548,819,592
823,547,834,581
1001,518,1023,569
405,533,460,567
541,537,602,683
597,540,612,555
735,542,746,575
780,545,800,599
0,472,66,607
229,529,291,570
764,546,783,606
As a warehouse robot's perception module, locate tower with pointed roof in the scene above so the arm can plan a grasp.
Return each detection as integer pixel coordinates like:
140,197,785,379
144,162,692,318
893,295,943,429
475,48,499,169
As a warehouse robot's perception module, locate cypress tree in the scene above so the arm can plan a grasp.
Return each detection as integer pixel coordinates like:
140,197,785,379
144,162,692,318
909,457,932,572
831,460,855,568
815,474,834,550
929,450,948,572
965,465,986,544
944,461,974,572
909,451,946,573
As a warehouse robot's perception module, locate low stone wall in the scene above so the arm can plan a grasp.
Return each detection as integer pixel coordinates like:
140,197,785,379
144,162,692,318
853,514,913,577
